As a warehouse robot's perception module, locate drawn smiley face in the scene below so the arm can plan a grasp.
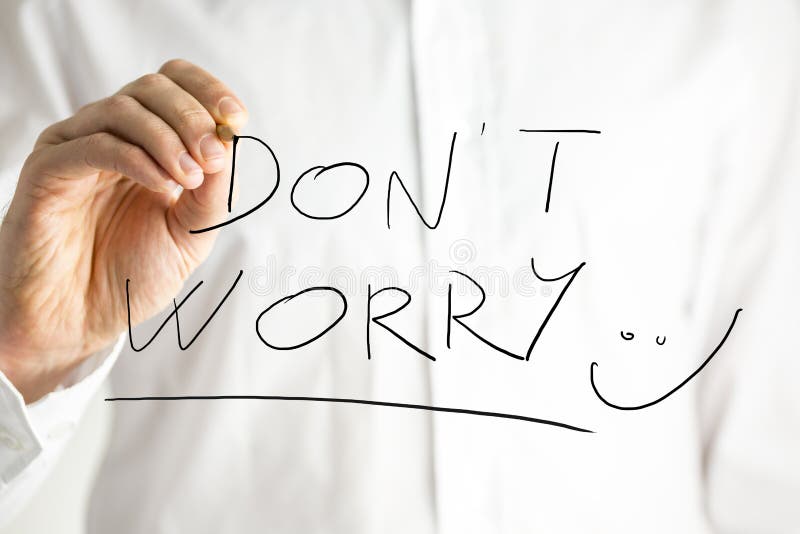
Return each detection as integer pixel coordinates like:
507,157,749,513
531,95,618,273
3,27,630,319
590,308,743,410
619,331,666,345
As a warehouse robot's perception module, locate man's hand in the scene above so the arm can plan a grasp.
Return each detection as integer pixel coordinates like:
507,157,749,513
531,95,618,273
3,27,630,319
0,59,247,403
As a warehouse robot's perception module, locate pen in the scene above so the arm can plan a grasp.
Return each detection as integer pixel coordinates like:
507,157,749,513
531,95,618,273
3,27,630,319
216,123,237,142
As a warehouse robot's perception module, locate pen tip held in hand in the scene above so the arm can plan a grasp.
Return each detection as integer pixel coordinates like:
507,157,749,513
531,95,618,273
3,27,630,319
216,124,237,143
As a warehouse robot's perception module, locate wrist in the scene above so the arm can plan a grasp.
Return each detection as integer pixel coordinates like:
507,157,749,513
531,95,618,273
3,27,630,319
0,337,82,404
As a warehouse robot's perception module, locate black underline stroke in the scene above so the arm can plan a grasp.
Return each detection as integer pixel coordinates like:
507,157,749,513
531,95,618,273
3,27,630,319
518,129,602,134
104,395,594,433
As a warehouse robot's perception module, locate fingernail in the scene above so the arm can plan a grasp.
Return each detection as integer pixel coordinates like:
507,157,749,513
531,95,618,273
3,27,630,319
218,97,244,118
199,133,225,161
171,182,184,198
179,152,204,187
164,179,182,197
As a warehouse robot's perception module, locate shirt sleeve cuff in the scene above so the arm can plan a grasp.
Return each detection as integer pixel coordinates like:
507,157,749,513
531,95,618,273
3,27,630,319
0,334,125,483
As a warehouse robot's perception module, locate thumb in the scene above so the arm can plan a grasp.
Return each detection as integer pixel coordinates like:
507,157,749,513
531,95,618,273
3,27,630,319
167,140,238,265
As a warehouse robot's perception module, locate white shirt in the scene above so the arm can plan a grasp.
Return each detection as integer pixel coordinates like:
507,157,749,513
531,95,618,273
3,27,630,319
1,1,799,532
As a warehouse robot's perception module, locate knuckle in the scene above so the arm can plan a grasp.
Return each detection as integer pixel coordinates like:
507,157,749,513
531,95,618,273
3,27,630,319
105,93,137,113
35,123,60,147
81,132,111,166
159,58,189,74
135,72,168,89
113,143,146,175
195,78,234,107
176,106,214,132
151,121,177,139
86,132,144,173
117,142,142,161
196,77,221,96
80,134,101,169
83,131,108,151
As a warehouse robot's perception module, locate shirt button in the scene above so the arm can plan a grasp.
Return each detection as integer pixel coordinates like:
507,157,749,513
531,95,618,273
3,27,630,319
0,426,24,451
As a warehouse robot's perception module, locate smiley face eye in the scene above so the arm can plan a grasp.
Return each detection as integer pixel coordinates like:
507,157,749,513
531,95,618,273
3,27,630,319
620,331,635,341
656,336,666,346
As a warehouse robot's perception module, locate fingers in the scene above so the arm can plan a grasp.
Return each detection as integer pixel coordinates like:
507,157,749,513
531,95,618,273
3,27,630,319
118,72,228,179
158,59,248,129
41,95,206,190
33,58,245,208
27,132,182,195
167,150,234,260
